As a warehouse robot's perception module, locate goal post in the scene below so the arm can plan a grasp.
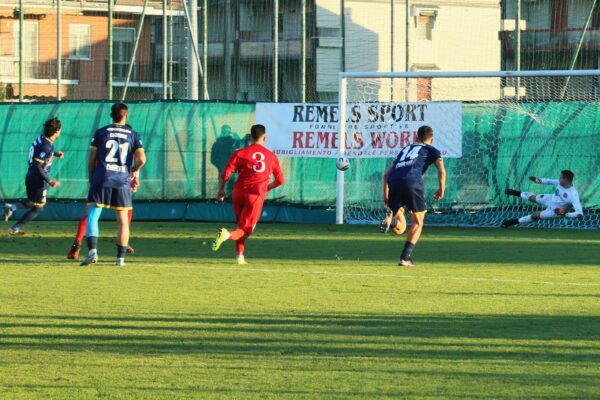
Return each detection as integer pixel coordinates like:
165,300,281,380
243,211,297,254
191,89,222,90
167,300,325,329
336,70,600,229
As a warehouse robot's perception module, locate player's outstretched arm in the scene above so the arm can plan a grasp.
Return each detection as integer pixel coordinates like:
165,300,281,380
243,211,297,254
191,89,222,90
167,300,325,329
535,177,560,186
433,158,446,200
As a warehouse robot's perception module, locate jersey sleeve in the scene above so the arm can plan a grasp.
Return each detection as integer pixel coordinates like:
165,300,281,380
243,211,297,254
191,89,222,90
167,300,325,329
132,132,144,152
221,150,239,181
90,129,101,149
270,155,284,189
566,191,584,218
427,146,442,164
539,178,560,186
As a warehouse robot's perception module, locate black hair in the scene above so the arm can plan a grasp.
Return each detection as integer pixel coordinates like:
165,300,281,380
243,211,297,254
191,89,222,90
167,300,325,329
110,102,128,122
250,124,266,141
417,125,434,143
43,118,61,138
561,170,574,183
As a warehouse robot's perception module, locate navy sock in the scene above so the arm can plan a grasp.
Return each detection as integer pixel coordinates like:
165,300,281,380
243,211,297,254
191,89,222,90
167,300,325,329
116,245,128,259
401,241,415,260
87,236,98,251
17,206,43,226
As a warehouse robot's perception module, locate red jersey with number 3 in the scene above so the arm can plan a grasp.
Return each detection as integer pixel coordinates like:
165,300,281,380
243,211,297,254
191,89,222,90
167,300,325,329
222,143,284,196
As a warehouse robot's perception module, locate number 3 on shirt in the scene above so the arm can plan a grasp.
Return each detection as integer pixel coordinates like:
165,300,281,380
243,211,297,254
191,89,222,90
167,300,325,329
252,152,266,173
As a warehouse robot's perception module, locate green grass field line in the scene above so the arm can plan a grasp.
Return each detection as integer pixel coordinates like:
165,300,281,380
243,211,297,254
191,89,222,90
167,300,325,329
1,222,600,399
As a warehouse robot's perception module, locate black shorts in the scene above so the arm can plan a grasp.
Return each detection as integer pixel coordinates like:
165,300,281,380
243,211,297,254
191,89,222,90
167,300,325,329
87,185,132,210
388,179,427,214
26,178,47,207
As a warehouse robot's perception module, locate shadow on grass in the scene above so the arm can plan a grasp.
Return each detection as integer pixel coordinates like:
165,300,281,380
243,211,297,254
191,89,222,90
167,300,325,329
1,313,600,362
1,233,599,265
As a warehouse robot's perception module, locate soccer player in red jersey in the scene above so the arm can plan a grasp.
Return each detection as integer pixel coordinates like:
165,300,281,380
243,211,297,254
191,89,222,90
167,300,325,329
212,124,284,264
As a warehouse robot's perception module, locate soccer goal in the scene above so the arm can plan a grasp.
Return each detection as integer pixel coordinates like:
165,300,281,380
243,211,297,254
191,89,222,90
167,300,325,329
336,70,600,229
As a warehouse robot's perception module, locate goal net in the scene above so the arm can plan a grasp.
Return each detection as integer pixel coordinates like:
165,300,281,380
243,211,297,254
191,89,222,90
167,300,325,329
337,70,600,229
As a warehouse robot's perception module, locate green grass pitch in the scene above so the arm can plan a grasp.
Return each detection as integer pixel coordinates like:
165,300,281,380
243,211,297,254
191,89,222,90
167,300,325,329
1,221,600,399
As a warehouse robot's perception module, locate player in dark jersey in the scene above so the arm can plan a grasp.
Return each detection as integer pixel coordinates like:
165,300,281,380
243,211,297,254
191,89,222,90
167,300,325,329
3,118,64,234
380,125,446,267
80,103,146,267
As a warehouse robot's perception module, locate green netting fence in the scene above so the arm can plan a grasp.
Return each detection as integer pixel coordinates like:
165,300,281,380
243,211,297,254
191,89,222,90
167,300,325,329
0,101,598,228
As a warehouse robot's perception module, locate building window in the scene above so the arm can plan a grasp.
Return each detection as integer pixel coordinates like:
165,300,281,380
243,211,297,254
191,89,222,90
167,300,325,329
417,15,433,40
113,27,135,80
13,21,38,78
69,24,91,59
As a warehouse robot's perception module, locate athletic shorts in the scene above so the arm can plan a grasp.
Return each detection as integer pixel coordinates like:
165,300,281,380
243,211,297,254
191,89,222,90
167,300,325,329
388,179,427,214
87,185,132,210
25,177,47,207
232,189,265,236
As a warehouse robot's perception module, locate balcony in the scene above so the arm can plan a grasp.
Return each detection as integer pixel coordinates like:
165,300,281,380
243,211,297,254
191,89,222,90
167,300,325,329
204,38,313,62
501,28,600,53
0,59,80,82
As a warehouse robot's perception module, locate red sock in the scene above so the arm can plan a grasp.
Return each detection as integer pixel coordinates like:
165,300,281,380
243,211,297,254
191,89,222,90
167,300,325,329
128,209,133,225
75,215,88,245
229,229,246,241
236,238,246,256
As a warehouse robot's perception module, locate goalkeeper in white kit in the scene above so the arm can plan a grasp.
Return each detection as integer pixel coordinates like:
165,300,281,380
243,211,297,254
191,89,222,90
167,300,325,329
502,170,583,227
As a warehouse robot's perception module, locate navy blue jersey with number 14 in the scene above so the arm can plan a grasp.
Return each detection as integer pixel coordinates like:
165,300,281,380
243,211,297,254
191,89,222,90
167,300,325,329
387,143,441,184
90,124,143,189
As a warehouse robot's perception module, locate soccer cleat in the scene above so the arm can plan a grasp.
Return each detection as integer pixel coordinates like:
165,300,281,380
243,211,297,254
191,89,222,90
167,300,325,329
505,188,522,197
126,246,135,254
8,224,22,235
237,255,248,265
501,218,519,228
398,258,416,267
67,242,81,260
212,228,231,252
379,209,393,234
115,258,126,267
3,204,13,222
80,254,98,267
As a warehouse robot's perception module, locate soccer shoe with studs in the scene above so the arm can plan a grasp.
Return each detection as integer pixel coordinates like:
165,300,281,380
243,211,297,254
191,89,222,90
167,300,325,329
115,258,126,267
67,242,81,260
8,225,23,235
501,218,519,228
504,188,522,197
3,204,13,222
398,258,416,267
379,209,394,233
212,228,230,252
80,254,98,267
237,255,248,265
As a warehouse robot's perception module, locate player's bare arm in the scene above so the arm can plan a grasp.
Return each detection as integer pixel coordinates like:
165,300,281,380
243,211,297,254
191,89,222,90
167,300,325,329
383,165,393,207
131,148,146,192
434,158,446,200
88,146,98,183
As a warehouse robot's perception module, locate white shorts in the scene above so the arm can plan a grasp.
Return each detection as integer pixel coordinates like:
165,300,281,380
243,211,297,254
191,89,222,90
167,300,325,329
535,194,553,207
540,207,560,219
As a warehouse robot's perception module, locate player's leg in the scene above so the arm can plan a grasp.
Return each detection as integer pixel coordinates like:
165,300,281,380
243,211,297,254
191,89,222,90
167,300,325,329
213,189,245,252
80,205,102,266
391,208,407,236
9,183,47,234
115,209,130,266
111,188,133,266
399,211,425,267
126,209,135,254
381,184,407,235
67,212,88,260
398,181,427,267
502,210,543,227
233,194,264,264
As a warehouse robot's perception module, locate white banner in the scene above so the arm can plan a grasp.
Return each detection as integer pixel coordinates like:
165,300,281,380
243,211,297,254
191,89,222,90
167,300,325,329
255,102,462,158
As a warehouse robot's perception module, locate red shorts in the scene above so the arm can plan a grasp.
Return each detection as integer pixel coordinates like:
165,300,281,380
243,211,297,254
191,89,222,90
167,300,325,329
232,189,265,236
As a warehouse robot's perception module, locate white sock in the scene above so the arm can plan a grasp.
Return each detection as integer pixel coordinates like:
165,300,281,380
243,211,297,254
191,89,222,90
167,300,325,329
88,249,98,257
518,215,533,224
